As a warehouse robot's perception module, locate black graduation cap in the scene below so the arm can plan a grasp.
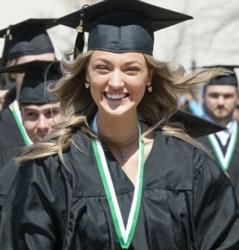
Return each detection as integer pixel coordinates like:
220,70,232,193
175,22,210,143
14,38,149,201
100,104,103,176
56,0,193,55
0,18,57,66
170,110,225,138
0,60,61,104
200,65,239,88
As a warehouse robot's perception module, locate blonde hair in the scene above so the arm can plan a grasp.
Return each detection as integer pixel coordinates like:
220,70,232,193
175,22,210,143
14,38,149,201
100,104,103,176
17,51,228,164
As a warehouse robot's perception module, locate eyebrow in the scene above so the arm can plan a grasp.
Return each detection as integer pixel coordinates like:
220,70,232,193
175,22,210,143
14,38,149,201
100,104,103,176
208,92,235,95
94,58,142,65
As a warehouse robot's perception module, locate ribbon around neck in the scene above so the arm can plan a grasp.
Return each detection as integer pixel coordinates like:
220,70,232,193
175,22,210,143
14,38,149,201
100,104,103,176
91,115,144,249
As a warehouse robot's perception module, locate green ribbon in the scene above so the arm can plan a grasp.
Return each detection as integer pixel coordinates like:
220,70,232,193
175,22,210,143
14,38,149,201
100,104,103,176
92,116,144,249
208,122,238,171
10,101,32,146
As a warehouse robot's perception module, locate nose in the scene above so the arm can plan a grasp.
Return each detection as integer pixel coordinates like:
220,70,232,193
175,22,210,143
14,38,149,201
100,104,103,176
36,115,51,136
217,96,225,106
108,69,124,89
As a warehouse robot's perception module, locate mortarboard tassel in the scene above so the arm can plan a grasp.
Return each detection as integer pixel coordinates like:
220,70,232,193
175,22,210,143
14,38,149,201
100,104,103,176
74,4,89,58
1,27,13,66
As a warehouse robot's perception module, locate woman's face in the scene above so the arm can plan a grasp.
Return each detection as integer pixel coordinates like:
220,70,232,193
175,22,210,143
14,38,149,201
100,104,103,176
86,50,151,117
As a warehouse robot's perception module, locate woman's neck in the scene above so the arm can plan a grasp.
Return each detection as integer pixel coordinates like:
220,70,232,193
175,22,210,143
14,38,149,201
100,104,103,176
96,112,139,148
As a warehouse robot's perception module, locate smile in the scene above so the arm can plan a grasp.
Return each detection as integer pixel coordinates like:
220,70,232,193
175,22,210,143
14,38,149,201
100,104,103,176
103,92,129,101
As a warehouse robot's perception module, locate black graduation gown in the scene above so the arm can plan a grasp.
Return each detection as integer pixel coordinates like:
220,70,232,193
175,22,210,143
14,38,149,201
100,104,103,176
0,107,25,167
200,128,239,202
1,130,239,250
0,159,19,222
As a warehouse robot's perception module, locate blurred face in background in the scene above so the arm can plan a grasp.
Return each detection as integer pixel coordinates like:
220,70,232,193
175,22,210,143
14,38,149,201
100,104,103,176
203,85,238,125
7,53,55,100
20,102,62,142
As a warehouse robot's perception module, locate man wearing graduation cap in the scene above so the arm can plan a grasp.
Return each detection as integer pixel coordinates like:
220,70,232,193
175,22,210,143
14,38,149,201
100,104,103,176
6,60,62,143
200,66,239,201
0,18,57,167
0,60,62,222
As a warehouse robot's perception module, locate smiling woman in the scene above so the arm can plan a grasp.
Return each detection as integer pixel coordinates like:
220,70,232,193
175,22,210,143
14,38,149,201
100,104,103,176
87,51,151,118
1,1,239,250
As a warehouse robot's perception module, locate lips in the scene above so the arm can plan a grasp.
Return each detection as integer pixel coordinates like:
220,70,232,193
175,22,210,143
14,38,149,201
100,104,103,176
103,92,129,100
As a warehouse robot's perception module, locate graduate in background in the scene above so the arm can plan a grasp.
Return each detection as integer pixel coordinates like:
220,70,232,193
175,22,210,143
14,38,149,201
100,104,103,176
1,1,239,249
200,65,239,201
0,60,62,143
0,60,62,222
0,18,57,167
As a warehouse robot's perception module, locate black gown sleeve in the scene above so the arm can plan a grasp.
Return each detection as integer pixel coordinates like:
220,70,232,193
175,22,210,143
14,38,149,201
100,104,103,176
0,157,69,250
192,151,239,250
0,108,25,167
0,159,19,224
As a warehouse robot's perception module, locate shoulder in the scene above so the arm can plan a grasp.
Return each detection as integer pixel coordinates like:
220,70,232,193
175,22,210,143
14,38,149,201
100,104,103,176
143,130,213,190
18,155,58,177
0,107,24,146
3,154,71,210
0,159,18,196
154,129,218,173
16,132,91,183
14,153,70,190
154,129,198,159
2,156,69,228
0,108,15,129
156,131,229,191
0,107,11,121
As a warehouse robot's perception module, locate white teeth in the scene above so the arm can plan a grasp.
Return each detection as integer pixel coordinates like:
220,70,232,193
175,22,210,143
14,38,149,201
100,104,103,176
105,93,127,100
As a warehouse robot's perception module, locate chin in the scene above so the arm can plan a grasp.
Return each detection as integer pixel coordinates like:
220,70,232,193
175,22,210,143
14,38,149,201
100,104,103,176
99,103,136,117
103,109,130,117
216,113,230,119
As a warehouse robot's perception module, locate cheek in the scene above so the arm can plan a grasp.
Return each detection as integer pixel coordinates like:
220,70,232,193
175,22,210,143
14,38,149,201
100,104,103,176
90,76,108,90
90,81,104,103
53,113,62,123
22,120,37,132
205,98,216,107
133,80,147,97
90,87,98,104
228,99,238,108
135,86,146,101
